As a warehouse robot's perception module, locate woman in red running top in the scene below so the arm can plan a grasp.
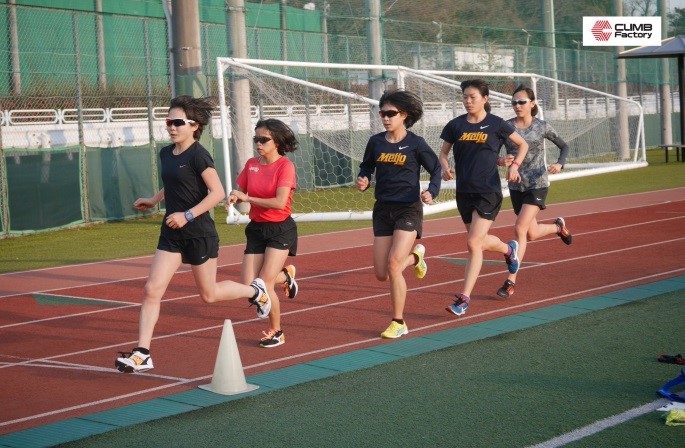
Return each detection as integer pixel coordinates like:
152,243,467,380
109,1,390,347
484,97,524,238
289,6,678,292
227,118,299,348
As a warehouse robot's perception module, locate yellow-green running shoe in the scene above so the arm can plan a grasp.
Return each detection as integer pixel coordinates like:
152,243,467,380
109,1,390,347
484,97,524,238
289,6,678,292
412,243,427,279
380,321,409,339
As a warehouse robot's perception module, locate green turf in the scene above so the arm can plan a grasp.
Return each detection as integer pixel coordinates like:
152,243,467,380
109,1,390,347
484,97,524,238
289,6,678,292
52,285,685,448
0,148,683,273
32,294,124,307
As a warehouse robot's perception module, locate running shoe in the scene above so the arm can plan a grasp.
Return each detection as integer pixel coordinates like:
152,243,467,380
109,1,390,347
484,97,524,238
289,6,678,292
115,348,154,373
555,217,573,245
412,244,427,279
249,278,272,319
446,294,470,316
282,265,298,299
504,240,520,274
259,329,285,348
380,321,409,339
496,279,515,299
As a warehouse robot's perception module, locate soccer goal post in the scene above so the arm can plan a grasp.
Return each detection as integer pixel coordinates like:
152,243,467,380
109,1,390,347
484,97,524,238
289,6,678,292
216,58,646,224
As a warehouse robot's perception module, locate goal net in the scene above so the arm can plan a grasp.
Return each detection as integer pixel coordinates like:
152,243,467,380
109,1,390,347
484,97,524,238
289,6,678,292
216,58,646,224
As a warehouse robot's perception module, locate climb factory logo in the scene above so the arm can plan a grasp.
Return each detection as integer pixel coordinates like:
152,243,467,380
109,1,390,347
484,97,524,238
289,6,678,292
582,17,661,47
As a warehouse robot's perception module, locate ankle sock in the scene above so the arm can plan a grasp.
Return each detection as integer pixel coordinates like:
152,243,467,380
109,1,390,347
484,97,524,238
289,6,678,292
392,318,405,325
134,347,150,355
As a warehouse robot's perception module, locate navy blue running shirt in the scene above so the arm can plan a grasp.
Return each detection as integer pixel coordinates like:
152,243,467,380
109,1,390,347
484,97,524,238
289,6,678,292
440,113,516,194
358,130,441,203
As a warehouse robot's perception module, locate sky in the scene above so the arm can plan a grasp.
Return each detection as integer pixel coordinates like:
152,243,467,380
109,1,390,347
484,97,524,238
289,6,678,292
671,0,685,10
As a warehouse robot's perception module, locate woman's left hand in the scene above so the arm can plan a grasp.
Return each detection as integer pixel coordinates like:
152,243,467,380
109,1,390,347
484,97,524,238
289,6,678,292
547,163,562,174
228,190,248,204
420,190,433,205
165,212,187,229
507,165,521,183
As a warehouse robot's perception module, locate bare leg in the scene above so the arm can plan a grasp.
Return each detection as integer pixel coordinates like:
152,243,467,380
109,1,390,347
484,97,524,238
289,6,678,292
138,250,182,349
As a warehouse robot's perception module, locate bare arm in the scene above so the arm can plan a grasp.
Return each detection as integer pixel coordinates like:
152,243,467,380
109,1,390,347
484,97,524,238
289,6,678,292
133,188,165,211
228,185,291,210
439,141,455,181
506,132,529,183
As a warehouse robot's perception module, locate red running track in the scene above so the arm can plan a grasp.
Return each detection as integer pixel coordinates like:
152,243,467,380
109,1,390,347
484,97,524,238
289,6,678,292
1,187,684,435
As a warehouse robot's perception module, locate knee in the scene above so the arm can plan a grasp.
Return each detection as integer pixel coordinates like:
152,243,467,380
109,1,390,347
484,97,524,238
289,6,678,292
142,281,164,303
198,289,217,304
466,238,481,253
387,257,403,277
514,223,527,239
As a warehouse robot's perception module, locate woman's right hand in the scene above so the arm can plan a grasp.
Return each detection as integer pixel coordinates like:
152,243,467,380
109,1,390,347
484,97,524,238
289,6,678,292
356,176,369,192
133,198,155,211
442,167,455,181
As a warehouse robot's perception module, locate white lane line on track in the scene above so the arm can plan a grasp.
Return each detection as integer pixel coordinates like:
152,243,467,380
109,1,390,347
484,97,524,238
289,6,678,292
0,193,682,298
1,266,684,428
1,213,684,332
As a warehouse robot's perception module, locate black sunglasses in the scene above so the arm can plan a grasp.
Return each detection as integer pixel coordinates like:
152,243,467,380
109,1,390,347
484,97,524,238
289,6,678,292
253,136,272,144
166,118,196,127
511,99,531,106
379,110,401,118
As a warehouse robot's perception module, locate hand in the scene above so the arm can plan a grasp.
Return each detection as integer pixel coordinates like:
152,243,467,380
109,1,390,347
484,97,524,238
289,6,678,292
165,212,187,229
547,163,562,174
133,198,155,211
356,176,369,192
442,167,455,181
420,190,433,205
228,190,248,203
507,165,521,183
503,154,515,167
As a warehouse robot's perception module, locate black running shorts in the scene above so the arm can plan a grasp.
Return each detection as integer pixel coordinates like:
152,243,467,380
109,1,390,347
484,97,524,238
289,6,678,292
372,200,423,238
456,192,503,224
244,216,298,256
157,235,219,265
510,188,548,215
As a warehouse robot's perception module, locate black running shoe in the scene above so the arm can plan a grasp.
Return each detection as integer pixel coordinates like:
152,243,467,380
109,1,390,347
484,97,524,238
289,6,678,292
496,280,515,299
282,265,298,299
555,217,573,245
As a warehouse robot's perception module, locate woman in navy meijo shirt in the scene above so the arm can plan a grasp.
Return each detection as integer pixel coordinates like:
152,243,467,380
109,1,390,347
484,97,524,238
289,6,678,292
439,79,528,317
356,90,441,340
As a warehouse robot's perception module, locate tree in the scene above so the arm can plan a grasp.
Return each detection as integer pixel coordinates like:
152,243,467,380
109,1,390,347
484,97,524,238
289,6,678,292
668,7,685,35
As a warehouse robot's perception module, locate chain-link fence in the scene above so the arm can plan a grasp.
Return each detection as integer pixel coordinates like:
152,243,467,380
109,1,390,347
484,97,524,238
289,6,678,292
0,1,676,236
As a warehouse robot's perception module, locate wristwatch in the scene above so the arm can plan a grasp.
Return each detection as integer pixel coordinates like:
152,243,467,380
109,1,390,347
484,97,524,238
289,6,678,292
184,210,195,222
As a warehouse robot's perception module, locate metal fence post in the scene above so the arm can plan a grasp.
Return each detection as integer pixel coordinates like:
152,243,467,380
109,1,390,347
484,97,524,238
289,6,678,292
73,12,90,223
144,19,159,210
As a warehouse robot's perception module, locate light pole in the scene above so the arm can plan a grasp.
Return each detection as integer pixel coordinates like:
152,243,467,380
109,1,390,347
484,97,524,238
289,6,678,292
521,28,530,73
432,21,443,69
432,21,443,44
